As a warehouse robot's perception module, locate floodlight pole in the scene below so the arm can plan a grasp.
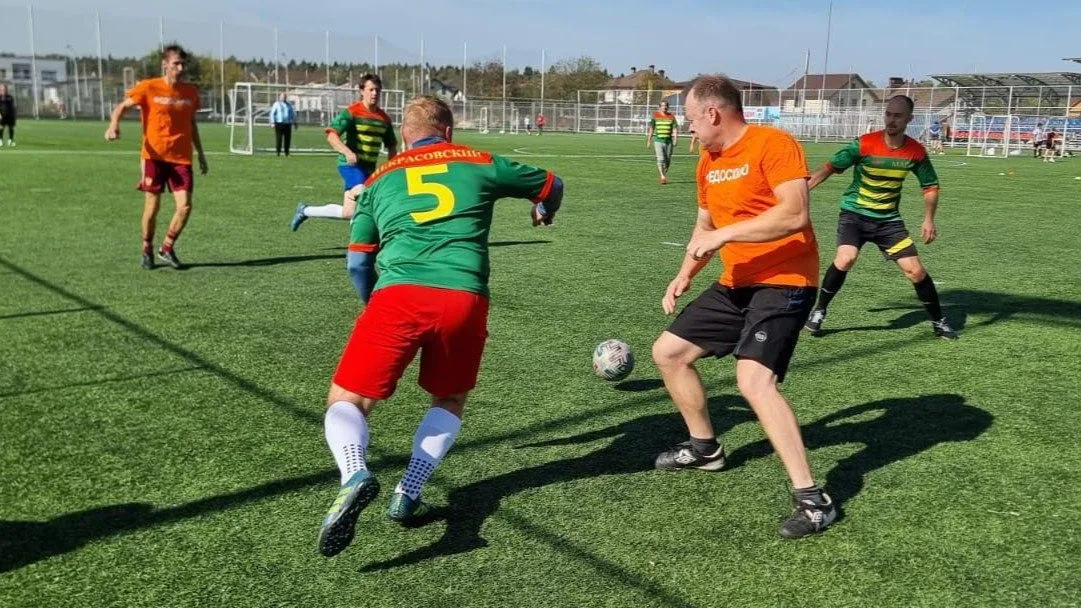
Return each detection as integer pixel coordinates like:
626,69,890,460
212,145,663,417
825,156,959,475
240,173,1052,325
273,27,279,85
816,0,833,142
219,21,226,124
540,48,546,119
96,12,105,120
28,6,39,119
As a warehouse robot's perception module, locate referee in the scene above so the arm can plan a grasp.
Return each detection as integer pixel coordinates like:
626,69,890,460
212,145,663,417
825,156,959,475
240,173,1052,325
270,92,296,156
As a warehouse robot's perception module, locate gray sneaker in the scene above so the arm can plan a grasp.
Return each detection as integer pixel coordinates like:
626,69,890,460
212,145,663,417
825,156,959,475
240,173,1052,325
804,309,826,334
780,493,837,539
654,441,726,471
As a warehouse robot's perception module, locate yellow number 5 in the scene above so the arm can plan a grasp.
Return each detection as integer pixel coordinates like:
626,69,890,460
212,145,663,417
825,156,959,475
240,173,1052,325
407,164,455,223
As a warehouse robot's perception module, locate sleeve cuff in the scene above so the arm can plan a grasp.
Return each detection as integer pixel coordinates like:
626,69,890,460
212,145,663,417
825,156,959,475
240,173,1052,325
922,185,940,193
532,171,556,203
348,243,379,253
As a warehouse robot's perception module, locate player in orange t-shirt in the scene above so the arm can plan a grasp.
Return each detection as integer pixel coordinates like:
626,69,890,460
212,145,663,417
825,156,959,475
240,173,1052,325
105,44,207,270
651,75,835,539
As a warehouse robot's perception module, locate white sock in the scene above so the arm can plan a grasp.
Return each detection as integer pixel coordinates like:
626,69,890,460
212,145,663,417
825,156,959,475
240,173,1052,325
304,203,345,219
395,406,461,499
324,401,370,485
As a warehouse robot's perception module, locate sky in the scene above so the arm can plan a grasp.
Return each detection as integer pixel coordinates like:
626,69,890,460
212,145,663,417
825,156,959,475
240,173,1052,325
2,0,1080,87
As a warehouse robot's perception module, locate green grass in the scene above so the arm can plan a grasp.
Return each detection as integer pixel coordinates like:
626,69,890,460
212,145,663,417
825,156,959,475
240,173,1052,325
1,120,1080,607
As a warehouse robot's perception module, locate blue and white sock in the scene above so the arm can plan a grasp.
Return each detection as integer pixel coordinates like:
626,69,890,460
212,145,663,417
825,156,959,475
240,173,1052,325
395,407,462,499
325,401,370,485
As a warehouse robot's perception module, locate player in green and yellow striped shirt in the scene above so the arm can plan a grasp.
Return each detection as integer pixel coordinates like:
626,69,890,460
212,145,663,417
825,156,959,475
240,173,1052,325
804,95,958,340
291,74,399,231
647,101,679,184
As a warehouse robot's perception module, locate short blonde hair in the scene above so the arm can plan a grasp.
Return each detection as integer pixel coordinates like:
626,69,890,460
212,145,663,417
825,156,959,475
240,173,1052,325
403,95,454,137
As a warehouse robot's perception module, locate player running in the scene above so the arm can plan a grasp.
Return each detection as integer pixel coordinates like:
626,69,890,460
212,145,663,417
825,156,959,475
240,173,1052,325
647,101,679,184
291,74,398,230
316,96,565,558
105,44,208,269
803,95,958,340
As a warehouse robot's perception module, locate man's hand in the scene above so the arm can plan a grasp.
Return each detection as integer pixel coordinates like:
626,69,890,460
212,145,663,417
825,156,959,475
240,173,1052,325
662,275,692,315
531,203,554,227
344,150,359,165
921,218,937,244
686,230,726,261
105,125,120,141
198,154,209,175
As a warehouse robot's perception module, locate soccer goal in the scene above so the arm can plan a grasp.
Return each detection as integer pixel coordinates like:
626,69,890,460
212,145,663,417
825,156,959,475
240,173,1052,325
228,82,405,155
965,114,1018,158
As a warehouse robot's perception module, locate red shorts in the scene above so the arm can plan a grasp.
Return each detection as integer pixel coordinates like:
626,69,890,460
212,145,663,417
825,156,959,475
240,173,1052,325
137,159,194,194
333,284,490,400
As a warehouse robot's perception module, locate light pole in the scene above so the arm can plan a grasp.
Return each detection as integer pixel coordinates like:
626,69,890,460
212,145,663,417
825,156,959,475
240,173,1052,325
281,53,289,88
66,44,81,115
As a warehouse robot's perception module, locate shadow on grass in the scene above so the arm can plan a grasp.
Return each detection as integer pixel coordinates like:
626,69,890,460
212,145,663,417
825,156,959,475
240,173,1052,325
489,240,552,247
815,305,968,337
180,253,343,269
0,469,336,574
361,393,991,571
0,306,104,321
867,288,1081,330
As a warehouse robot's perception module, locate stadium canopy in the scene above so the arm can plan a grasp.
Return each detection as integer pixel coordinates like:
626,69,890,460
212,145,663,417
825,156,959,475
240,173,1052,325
930,72,1081,106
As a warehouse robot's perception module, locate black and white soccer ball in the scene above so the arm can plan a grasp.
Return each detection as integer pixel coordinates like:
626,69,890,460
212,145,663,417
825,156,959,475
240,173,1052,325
592,339,635,382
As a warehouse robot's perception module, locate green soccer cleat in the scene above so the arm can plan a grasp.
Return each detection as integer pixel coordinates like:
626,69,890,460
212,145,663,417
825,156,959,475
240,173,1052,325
290,203,308,231
387,492,434,526
317,470,380,557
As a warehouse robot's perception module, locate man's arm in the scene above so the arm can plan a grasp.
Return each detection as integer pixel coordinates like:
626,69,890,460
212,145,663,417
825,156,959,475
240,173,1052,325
646,124,654,147
685,178,810,260
105,98,137,140
807,163,837,190
326,131,358,165
920,187,939,244
192,117,208,175
671,118,679,147
662,209,715,314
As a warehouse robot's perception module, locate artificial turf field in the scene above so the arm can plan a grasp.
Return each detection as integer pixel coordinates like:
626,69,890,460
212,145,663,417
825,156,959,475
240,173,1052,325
1,120,1079,607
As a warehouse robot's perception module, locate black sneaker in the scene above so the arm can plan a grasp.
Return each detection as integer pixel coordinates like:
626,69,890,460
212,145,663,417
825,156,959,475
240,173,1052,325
804,308,826,334
654,441,726,471
931,317,959,340
157,248,184,269
141,252,155,270
780,493,837,539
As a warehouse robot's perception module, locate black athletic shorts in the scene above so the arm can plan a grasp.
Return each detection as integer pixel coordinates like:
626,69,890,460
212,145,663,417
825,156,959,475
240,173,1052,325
666,283,816,382
837,210,918,260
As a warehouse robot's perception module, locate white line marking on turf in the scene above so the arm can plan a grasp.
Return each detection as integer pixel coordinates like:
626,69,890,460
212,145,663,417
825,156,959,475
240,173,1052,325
661,241,684,247
294,185,315,189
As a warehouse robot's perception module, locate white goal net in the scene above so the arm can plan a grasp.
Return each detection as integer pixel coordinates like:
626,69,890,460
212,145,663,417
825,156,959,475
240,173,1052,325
228,82,405,155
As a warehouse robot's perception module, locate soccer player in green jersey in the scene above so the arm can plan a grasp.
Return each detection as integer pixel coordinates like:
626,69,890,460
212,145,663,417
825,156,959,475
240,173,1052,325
291,74,398,231
647,101,679,184
316,96,564,557
803,95,958,339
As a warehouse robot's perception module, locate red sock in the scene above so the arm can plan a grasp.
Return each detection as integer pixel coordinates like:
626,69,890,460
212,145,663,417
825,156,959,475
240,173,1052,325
142,235,153,256
162,231,179,253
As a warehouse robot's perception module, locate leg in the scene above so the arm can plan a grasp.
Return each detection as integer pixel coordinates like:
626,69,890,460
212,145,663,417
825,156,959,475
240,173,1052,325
141,191,162,256
652,331,713,439
283,123,292,155
274,124,283,155
734,286,835,538
388,392,467,522
805,244,860,333
164,189,194,247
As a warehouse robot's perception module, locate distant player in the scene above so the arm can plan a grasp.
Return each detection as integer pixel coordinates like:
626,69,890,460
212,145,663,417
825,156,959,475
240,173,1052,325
0,84,16,147
105,44,208,269
926,119,944,155
1043,129,1058,162
316,96,565,557
291,74,398,231
803,95,958,340
647,101,679,184
1031,123,1044,158
535,112,546,135
523,115,532,134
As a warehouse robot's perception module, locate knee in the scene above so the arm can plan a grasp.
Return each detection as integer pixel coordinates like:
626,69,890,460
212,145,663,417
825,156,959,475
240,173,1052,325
735,363,778,402
833,252,857,271
652,336,694,370
326,383,377,415
900,261,927,282
431,392,467,417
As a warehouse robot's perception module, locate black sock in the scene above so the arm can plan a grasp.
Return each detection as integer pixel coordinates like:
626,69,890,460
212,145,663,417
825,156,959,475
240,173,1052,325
816,264,848,311
689,436,721,456
794,485,825,504
913,274,943,320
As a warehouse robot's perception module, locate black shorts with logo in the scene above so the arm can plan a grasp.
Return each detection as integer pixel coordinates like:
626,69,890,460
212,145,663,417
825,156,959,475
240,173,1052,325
666,283,816,382
837,210,918,260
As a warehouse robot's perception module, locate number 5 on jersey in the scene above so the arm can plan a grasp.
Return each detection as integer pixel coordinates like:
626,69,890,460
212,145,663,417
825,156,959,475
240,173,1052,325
407,164,456,223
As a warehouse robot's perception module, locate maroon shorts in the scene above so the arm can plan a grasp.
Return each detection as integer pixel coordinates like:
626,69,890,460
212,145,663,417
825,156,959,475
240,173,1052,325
137,159,193,194
333,284,490,400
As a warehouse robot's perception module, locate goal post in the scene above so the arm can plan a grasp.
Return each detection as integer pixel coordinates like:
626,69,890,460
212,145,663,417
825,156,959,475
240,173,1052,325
228,82,405,155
